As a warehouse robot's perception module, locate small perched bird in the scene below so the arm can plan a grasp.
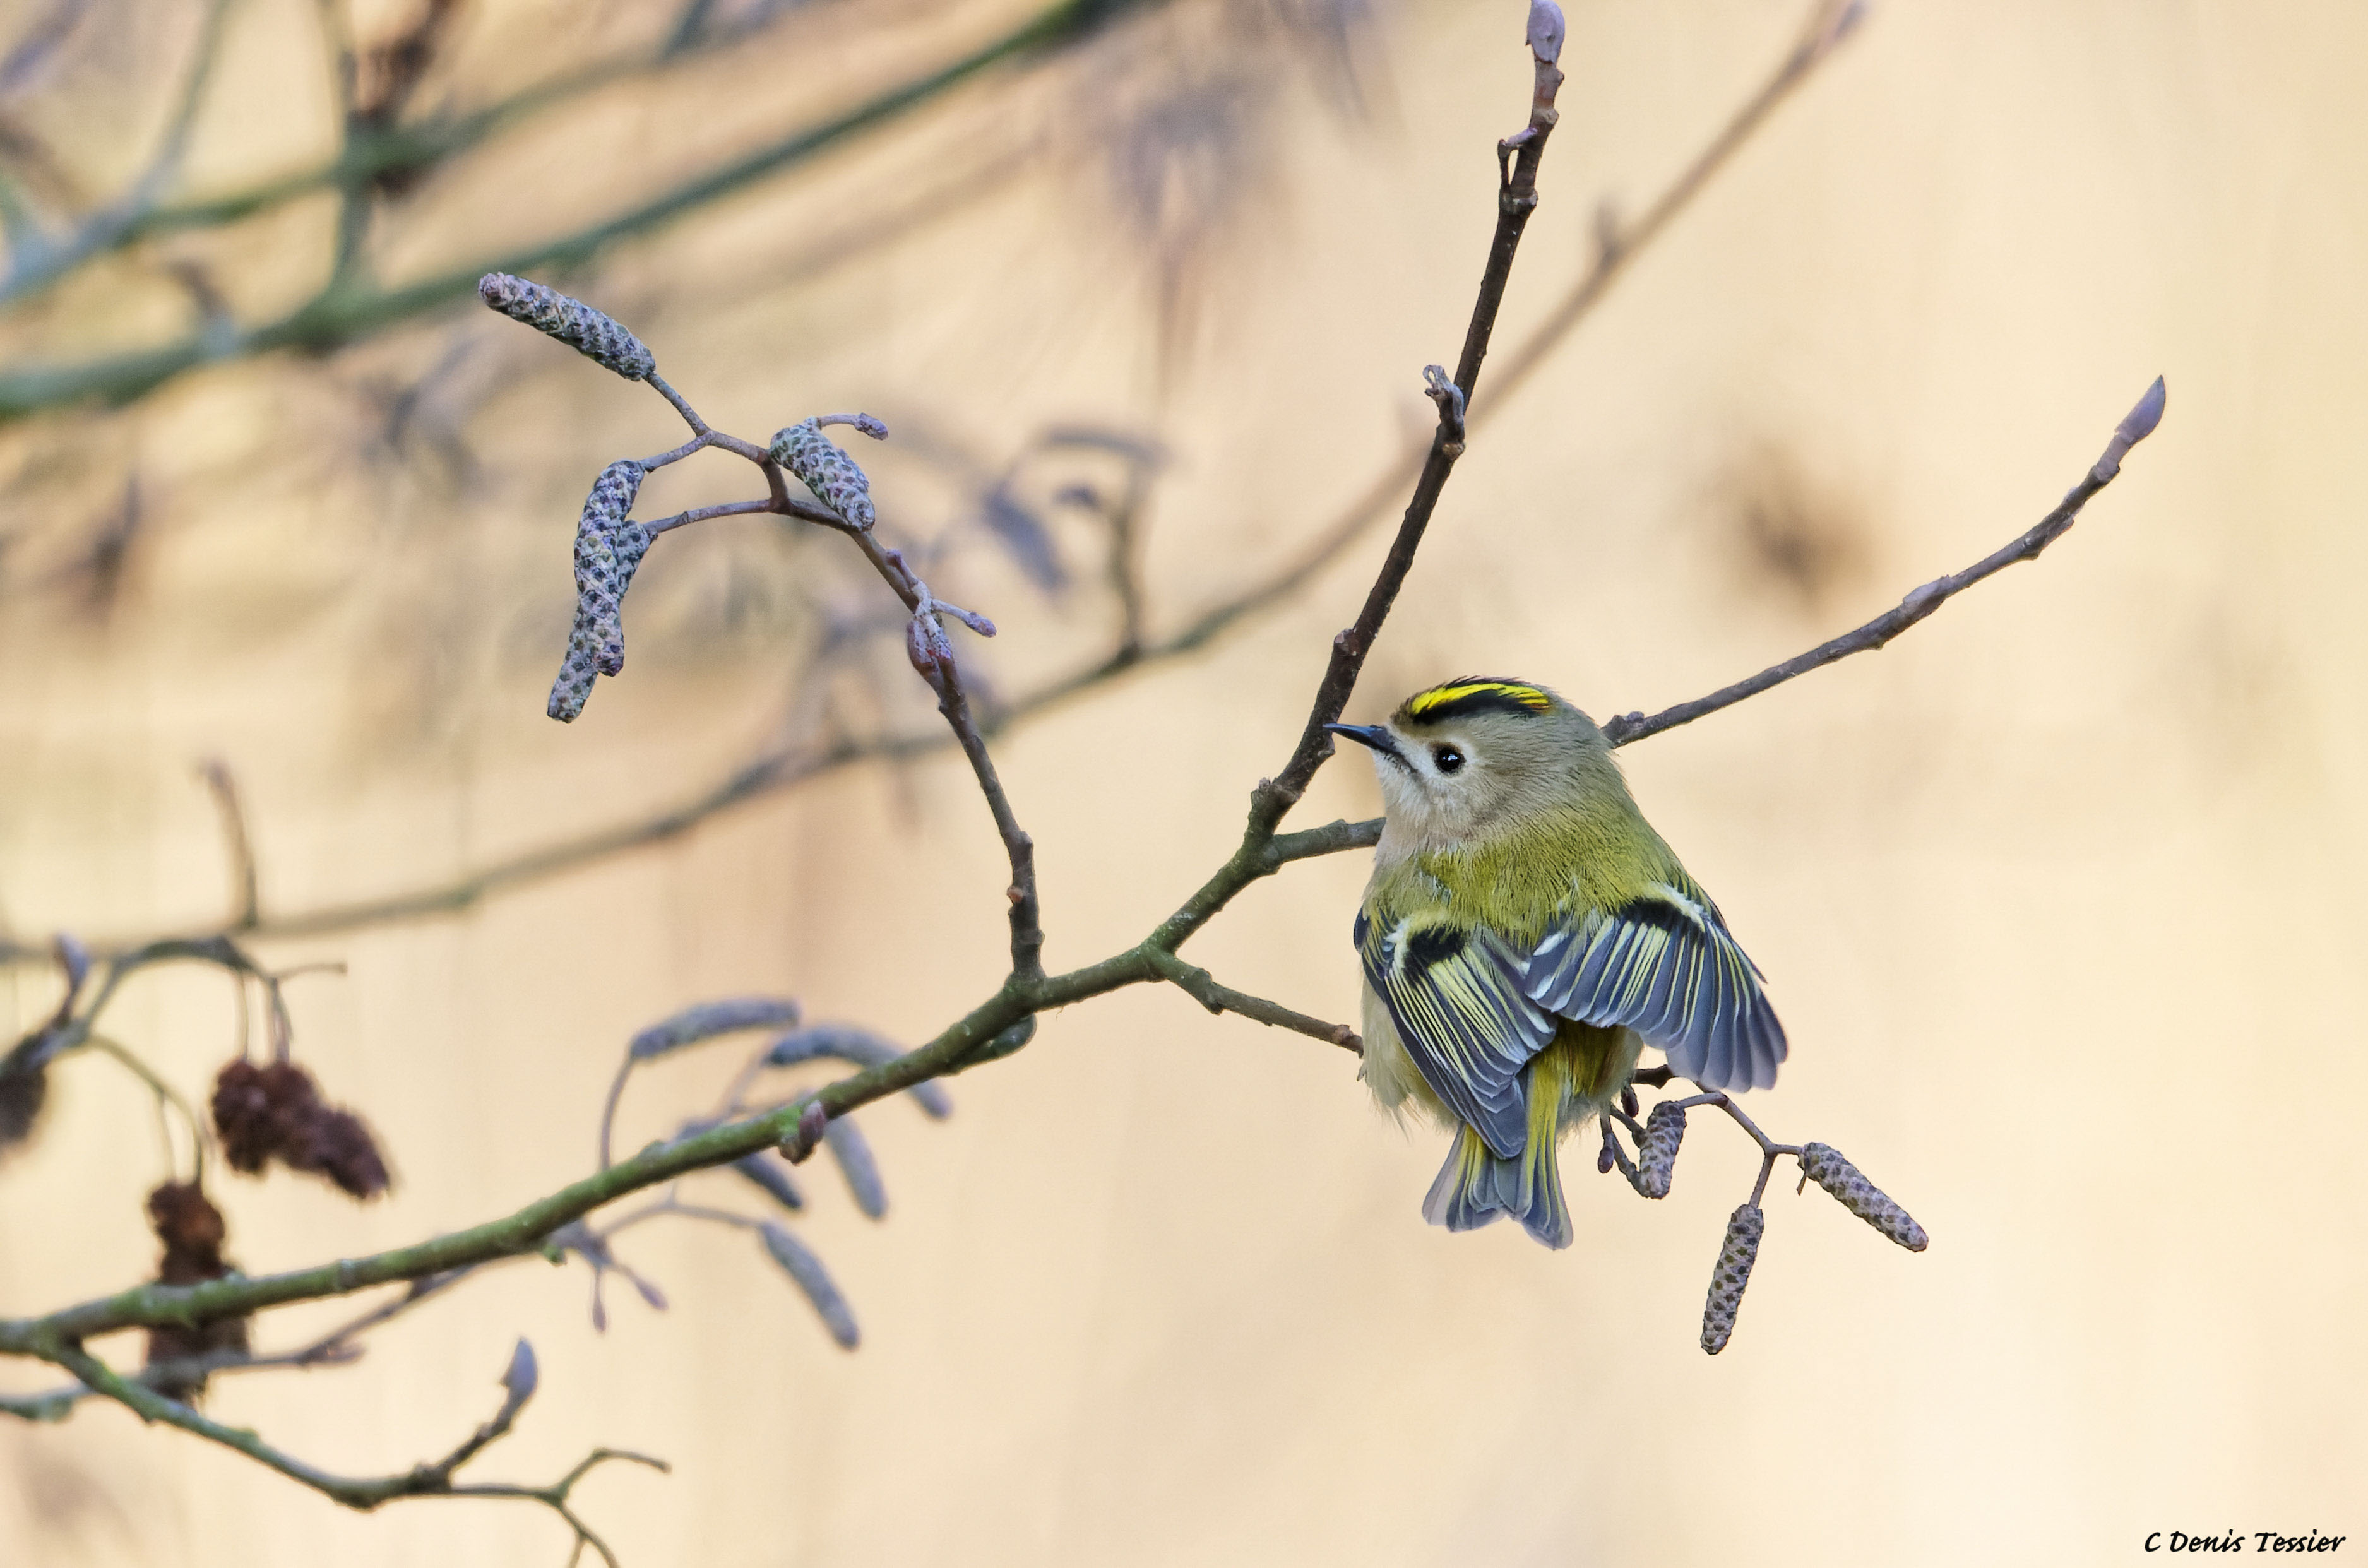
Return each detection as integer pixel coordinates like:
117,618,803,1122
1329,677,1785,1249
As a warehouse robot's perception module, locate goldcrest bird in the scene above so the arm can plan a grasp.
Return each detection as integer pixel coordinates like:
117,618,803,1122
1328,677,1785,1249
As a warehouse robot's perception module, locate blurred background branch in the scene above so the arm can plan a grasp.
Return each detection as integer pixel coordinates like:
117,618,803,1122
0,0,1860,965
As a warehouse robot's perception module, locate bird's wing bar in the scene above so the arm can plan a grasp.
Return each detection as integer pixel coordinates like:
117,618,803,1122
1359,912,1554,1158
1523,882,1786,1091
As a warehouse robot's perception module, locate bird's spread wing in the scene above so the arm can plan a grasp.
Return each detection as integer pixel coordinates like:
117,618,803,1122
1357,907,1554,1158
1522,881,1785,1091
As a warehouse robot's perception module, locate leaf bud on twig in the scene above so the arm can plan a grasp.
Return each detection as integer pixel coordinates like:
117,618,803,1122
2091,374,2167,482
780,1099,828,1163
1700,1202,1764,1356
770,417,879,530
477,273,655,381
905,606,957,693
498,1338,539,1408
1798,1142,1928,1251
758,1222,860,1349
1525,0,1564,63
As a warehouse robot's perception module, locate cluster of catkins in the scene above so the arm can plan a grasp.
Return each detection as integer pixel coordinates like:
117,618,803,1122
210,1059,391,1200
478,271,895,722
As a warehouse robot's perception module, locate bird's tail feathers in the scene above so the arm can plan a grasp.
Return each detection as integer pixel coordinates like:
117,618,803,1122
1422,1122,1573,1249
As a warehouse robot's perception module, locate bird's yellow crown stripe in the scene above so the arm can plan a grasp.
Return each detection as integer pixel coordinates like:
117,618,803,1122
1405,679,1550,720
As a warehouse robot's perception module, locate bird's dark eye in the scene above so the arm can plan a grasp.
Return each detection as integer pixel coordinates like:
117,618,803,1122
1432,744,1465,775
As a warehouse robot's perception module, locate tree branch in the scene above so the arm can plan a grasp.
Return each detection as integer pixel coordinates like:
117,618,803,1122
0,0,1163,419
1,10,1575,1354
1598,374,2167,746
1,0,1853,962
1144,948,1359,1052
37,1339,662,1563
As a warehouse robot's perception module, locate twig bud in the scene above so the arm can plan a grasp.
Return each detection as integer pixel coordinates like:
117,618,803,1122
549,461,650,723
1422,364,1467,441
478,273,655,381
1635,1102,1685,1199
2091,374,2168,482
905,607,957,692
1700,1202,1764,1355
1525,0,1565,62
780,1099,828,1163
54,932,90,995
770,418,878,530
1798,1143,1927,1250
499,1338,539,1406
758,1222,860,1349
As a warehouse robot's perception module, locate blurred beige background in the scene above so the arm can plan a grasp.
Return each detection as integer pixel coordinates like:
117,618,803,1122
3,1,2363,1565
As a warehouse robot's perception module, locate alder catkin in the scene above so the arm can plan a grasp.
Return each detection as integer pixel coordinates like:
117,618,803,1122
758,1222,860,1349
1799,1142,1928,1252
628,997,802,1060
770,419,876,530
477,273,655,381
1635,1101,1686,1199
822,1117,887,1220
1700,1202,1764,1355
548,461,650,723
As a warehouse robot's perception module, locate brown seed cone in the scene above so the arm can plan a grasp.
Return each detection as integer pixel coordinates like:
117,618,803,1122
0,1057,47,1151
1700,1202,1764,1356
770,419,876,530
210,1059,309,1173
148,1180,230,1280
477,273,655,380
286,1106,392,1199
143,1182,250,1400
209,1058,391,1199
1799,1142,1927,1251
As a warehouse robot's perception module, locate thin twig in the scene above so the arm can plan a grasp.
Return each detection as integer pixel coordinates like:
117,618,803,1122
1599,375,2167,745
0,0,1166,417
0,36,1581,1354
39,1340,662,1559
1143,948,1359,1052
0,0,1857,964
196,758,260,930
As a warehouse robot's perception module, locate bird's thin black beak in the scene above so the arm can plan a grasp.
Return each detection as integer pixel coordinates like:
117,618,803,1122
1324,723,1405,766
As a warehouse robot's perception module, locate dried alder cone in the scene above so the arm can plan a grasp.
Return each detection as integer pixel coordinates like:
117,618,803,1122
0,1054,46,1151
476,273,655,381
211,1059,391,1199
143,1181,251,1398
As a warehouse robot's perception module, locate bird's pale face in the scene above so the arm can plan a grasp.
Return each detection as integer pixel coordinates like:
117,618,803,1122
1347,716,1508,841
1329,678,1597,850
